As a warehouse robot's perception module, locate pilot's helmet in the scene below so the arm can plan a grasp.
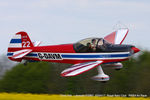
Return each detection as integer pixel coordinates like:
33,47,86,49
92,39,96,43
87,42,91,47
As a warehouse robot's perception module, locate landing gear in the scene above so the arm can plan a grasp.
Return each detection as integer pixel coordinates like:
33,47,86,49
21,60,28,66
24,61,28,66
102,62,123,70
91,65,109,82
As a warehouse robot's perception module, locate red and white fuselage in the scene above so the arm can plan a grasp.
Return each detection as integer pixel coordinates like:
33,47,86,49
7,29,140,82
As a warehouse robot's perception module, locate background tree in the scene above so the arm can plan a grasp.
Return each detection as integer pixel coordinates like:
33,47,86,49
0,51,150,96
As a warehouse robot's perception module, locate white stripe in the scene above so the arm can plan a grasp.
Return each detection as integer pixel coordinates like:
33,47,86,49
61,61,98,73
64,61,102,76
66,63,97,76
12,49,32,59
27,52,130,60
9,43,22,48
115,29,128,44
39,57,128,61
26,52,130,56
7,52,130,60
12,35,21,39
21,56,129,60
36,52,130,55
62,57,129,60
33,41,41,47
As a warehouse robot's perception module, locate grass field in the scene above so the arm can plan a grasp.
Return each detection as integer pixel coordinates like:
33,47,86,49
0,93,149,100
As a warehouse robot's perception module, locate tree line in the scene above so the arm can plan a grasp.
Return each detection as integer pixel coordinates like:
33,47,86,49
0,51,149,96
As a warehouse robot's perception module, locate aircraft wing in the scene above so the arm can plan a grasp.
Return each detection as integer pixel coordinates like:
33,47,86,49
61,61,103,77
12,49,32,59
104,28,129,44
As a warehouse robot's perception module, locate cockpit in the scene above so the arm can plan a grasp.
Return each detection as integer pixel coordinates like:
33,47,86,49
73,38,111,53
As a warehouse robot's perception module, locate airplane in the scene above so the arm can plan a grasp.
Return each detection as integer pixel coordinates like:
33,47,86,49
7,28,140,82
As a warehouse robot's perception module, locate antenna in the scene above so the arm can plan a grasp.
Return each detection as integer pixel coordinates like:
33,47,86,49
113,21,128,31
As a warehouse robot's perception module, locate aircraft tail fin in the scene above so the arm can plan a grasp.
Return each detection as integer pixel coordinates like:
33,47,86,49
7,31,34,62
8,31,34,49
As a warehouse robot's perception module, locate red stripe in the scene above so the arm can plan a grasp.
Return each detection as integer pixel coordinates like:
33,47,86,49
8,57,22,62
23,57,39,61
61,62,97,76
8,44,75,53
12,50,29,58
32,44,75,53
62,62,103,77
8,47,33,52
21,57,128,64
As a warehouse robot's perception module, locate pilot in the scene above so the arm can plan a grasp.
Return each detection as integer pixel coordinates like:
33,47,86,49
91,39,96,51
97,39,105,51
87,42,92,52
98,39,103,46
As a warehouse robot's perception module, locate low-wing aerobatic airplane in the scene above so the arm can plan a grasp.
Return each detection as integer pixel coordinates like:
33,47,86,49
7,28,140,82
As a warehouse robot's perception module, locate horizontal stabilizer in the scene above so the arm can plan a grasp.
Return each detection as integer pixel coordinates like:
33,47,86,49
61,61,103,77
33,41,42,47
12,49,32,59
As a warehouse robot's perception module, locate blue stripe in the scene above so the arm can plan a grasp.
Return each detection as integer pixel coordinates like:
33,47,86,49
7,52,130,58
7,53,13,56
26,54,38,57
10,39,22,43
7,53,38,57
61,54,130,58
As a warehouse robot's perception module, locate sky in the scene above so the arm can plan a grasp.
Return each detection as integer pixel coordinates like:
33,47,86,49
0,0,150,55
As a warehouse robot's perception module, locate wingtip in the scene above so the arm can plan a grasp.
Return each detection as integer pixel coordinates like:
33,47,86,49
61,73,74,77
